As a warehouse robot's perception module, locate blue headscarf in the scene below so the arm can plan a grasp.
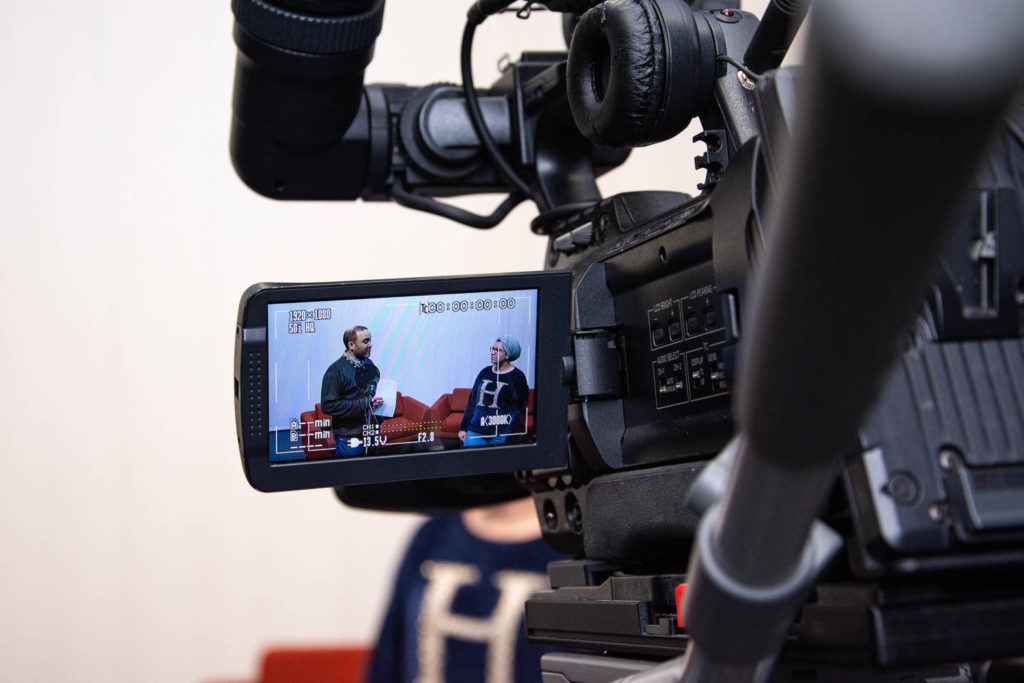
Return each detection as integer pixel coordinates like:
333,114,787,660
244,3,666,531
497,335,521,362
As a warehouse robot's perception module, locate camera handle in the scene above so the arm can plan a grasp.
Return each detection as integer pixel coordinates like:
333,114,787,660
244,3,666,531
612,2,1024,682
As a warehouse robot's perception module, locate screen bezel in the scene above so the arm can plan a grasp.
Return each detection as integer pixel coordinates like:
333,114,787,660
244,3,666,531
235,271,572,492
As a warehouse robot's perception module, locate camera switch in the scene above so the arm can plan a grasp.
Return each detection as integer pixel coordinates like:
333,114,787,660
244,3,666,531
653,326,666,345
676,583,688,628
570,222,595,246
685,313,699,335
553,232,575,253
669,320,682,341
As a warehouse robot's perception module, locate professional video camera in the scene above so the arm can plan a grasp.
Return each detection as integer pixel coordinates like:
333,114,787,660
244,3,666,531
230,0,1024,679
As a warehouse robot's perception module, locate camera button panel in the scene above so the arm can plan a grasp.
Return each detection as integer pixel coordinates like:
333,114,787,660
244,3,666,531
648,290,733,409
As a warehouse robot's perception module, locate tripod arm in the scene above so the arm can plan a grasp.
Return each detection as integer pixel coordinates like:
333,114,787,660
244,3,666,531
633,1,1024,681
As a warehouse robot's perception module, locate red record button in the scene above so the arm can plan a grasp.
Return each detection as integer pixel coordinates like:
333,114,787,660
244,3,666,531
675,582,688,628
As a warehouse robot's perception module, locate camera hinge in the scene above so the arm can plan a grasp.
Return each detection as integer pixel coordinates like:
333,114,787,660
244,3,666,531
564,328,624,400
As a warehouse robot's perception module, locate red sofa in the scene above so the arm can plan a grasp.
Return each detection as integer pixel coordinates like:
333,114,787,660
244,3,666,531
257,646,369,683
299,392,430,458
426,388,474,439
377,393,430,443
203,644,371,683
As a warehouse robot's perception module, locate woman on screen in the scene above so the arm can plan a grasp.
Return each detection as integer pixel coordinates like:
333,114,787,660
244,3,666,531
458,336,529,446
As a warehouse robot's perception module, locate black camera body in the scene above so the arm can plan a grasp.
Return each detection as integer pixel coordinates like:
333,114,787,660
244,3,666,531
523,80,1024,568
522,136,759,562
514,90,1024,668
230,0,1024,675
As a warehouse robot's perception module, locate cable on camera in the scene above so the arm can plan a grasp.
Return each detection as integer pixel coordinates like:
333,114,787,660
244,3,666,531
391,177,526,229
462,1,536,201
717,55,761,82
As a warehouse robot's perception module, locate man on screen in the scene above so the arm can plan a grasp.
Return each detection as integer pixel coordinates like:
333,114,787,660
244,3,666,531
459,335,530,446
321,325,383,456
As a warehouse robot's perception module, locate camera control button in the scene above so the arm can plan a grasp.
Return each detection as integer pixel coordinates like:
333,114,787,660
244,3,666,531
704,308,717,329
570,222,595,246
669,320,682,341
553,232,575,253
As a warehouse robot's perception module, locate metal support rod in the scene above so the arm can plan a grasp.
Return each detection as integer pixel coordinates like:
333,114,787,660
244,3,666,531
673,1,1024,681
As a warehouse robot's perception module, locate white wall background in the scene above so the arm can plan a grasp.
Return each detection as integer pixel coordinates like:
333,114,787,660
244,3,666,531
0,1,766,681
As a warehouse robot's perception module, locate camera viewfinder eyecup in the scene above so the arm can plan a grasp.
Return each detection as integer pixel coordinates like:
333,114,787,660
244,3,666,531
230,0,386,198
232,0,384,54
231,0,384,144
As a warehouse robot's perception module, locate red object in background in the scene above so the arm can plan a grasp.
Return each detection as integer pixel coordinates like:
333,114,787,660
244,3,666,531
203,645,371,683
260,646,371,683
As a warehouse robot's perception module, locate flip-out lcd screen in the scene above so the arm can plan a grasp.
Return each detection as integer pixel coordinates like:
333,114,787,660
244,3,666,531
267,289,539,462
235,272,571,491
